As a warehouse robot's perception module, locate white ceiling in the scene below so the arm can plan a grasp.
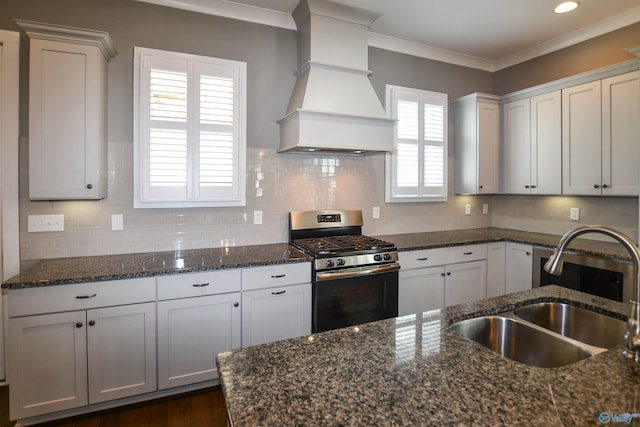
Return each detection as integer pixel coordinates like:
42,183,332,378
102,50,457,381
137,0,640,71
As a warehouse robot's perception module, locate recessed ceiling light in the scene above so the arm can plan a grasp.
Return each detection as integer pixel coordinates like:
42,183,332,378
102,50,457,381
554,1,579,14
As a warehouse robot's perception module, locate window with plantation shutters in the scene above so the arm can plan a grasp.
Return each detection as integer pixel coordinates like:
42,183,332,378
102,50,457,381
385,85,448,202
134,47,246,208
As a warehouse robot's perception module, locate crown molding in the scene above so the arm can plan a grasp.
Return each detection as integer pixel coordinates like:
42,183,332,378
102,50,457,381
135,0,296,30
14,19,118,61
135,0,640,72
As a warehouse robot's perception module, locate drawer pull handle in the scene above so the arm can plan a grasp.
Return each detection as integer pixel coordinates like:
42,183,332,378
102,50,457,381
271,274,286,278
463,252,473,255
271,290,286,295
417,257,429,261
192,282,210,287
76,294,97,299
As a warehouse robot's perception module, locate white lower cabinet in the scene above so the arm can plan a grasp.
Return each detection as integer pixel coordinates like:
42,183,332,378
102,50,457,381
157,270,241,390
398,266,444,315
486,242,506,298
398,244,487,315
8,278,156,420
443,260,486,307
505,243,533,294
241,263,312,347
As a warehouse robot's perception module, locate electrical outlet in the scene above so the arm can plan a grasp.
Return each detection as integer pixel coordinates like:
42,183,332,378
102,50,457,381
253,210,263,225
111,214,124,231
372,207,380,219
464,204,471,215
570,207,580,221
28,214,64,232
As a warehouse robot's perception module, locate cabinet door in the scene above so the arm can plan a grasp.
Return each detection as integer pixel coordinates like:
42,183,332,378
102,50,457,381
530,91,562,195
28,38,108,200
8,311,88,419
398,266,445,315
444,261,486,307
477,101,500,194
505,243,533,294
562,81,602,195
486,242,506,298
157,293,241,390
602,71,640,196
242,283,311,347
86,303,156,403
503,98,531,194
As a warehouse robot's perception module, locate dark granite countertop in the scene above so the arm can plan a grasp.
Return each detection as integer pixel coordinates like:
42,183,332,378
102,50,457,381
216,285,639,426
3,227,634,289
377,227,635,261
2,243,311,289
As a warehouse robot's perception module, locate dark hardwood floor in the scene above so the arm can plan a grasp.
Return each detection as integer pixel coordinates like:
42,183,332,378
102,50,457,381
0,386,228,427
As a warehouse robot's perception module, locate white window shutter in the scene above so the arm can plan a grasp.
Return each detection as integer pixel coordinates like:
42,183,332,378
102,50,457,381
385,85,448,202
134,47,246,208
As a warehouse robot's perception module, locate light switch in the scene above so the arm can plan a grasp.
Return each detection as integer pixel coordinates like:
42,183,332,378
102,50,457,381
111,214,124,231
28,215,64,232
482,204,489,215
254,210,263,225
570,207,580,221
372,207,380,219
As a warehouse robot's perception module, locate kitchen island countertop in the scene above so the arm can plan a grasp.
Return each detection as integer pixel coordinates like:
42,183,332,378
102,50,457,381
216,285,639,426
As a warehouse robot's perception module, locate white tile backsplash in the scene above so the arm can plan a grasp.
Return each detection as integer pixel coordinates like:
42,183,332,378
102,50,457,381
18,141,638,260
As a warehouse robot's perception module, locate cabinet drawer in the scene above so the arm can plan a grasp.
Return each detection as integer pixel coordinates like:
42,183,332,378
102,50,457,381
157,269,241,300
242,262,311,291
399,244,488,270
8,277,156,317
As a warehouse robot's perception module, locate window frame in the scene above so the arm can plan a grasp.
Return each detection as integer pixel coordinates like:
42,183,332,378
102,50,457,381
385,84,448,203
133,47,246,208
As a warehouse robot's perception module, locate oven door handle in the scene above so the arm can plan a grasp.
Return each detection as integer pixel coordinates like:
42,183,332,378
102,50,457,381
316,263,400,281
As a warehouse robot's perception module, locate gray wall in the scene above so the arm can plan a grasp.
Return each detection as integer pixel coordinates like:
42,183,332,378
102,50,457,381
1,1,639,260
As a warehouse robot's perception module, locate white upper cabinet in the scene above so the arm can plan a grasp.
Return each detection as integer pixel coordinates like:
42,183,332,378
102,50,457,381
454,93,501,195
503,91,561,195
562,71,640,196
16,20,117,200
601,71,640,196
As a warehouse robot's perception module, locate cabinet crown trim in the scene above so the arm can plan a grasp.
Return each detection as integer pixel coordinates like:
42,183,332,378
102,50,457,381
14,19,118,61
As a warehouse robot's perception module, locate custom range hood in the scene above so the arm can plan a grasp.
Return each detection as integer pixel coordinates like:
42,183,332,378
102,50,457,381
278,0,395,154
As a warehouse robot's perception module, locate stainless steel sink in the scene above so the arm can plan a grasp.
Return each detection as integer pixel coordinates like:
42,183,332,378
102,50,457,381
449,315,592,368
513,302,626,349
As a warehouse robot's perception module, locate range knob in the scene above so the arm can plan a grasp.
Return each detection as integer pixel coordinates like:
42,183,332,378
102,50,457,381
374,254,383,262
383,253,392,261
325,259,334,268
336,259,345,266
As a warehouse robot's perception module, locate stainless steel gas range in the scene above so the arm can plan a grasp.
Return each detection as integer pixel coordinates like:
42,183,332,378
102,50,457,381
289,209,399,333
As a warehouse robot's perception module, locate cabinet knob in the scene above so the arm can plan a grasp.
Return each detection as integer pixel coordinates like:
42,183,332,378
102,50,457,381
440,272,445,277
526,252,531,256
446,272,451,276
478,185,484,189
602,184,609,189
233,302,239,307
530,185,536,189
524,185,530,189
75,322,83,328
594,184,600,189
89,320,96,326
86,184,93,189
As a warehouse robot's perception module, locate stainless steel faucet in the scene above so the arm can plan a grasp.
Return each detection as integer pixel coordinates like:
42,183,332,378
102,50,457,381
544,225,640,361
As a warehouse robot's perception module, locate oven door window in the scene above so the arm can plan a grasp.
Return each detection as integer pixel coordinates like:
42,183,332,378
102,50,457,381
314,270,398,333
